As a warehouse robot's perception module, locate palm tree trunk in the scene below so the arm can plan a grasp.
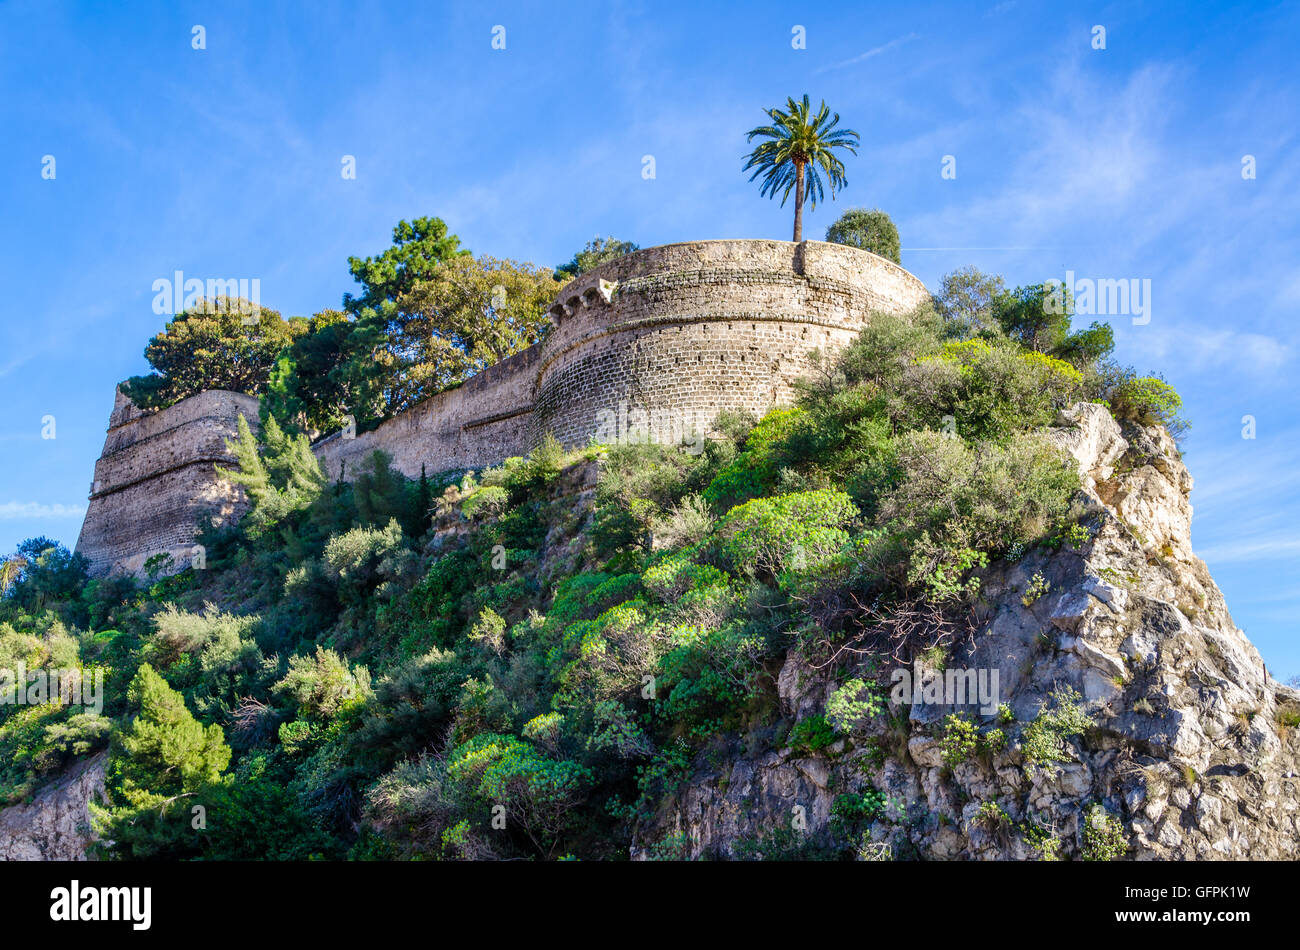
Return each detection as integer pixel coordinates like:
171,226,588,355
793,162,805,242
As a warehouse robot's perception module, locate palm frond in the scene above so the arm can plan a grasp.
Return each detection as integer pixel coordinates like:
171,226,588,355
741,95,861,211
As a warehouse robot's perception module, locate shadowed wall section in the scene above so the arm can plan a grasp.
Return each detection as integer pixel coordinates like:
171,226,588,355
75,388,260,577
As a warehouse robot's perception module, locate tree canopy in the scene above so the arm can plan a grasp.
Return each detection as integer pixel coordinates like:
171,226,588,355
215,414,328,537
554,237,639,282
122,299,302,409
344,216,468,314
383,254,560,411
826,208,901,263
262,309,385,437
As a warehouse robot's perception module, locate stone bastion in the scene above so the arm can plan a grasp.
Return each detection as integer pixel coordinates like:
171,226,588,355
76,239,931,576
75,388,261,577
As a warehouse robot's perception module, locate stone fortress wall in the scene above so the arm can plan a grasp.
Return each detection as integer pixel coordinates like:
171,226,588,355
313,343,541,482
532,239,931,448
76,388,261,577
76,240,932,576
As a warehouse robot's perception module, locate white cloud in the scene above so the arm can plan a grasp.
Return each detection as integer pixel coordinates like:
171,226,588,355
905,62,1180,250
0,502,87,521
1199,536,1300,564
1128,327,1294,376
817,34,920,73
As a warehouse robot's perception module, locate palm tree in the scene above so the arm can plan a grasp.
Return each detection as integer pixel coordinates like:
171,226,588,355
743,95,860,242
0,556,26,596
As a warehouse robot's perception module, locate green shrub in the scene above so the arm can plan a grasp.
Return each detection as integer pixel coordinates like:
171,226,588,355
825,208,901,264
409,550,480,646
462,485,509,520
467,607,507,655
656,622,765,736
980,727,1006,753
99,664,232,857
1023,822,1063,861
703,408,809,510
877,430,1078,596
42,712,112,759
974,800,1011,828
446,732,592,856
716,489,858,580
788,714,837,755
1022,686,1093,773
1022,572,1050,606
940,714,979,766
323,519,405,593
910,340,1083,442
825,677,884,733
830,788,886,842
273,646,371,720
1081,804,1128,861
1110,376,1187,437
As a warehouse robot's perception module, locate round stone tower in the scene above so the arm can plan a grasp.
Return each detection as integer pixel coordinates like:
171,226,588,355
532,239,932,448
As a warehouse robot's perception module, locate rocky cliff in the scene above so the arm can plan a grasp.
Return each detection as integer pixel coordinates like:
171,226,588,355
0,751,106,861
638,405,1300,860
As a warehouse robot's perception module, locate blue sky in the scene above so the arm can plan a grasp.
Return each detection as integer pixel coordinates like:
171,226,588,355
1,0,1296,676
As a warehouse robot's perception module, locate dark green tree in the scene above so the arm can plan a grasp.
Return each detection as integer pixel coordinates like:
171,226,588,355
825,208,900,263
554,237,639,281
95,664,232,859
992,283,1073,353
6,538,88,619
122,298,302,409
216,414,328,536
1056,321,1115,367
344,216,469,313
262,309,387,436
991,283,1116,368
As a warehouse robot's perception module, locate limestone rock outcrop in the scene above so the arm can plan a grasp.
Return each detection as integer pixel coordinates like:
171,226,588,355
0,751,107,861
637,404,1300,860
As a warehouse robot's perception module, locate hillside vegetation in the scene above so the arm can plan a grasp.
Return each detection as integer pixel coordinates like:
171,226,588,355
0,268,1194,860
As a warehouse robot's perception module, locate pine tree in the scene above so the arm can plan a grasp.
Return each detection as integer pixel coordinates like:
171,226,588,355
94,665,232,858
216,413,327,534
112,664,231,806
